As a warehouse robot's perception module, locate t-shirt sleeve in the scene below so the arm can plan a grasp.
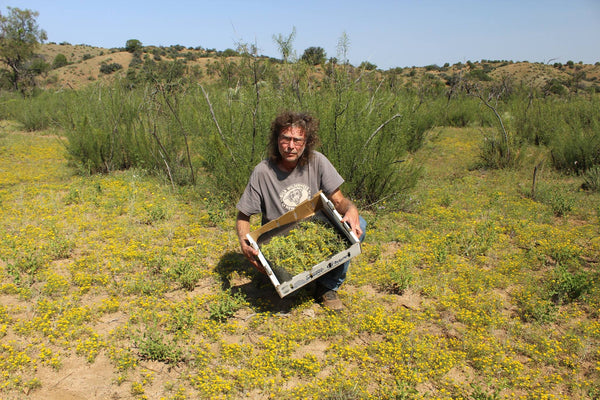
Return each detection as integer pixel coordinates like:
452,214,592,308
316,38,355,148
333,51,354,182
316,152,344,195
236,166,263,217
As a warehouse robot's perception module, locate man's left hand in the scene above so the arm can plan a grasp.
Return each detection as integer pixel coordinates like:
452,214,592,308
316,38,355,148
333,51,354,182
341,206,362,239
329,189,362,239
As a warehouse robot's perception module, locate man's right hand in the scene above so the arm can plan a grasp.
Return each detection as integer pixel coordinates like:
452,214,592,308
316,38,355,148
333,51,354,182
240,239,267,274
236,211,267,274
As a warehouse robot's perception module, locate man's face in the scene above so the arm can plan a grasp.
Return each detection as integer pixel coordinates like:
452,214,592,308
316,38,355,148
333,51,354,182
278,126,306,166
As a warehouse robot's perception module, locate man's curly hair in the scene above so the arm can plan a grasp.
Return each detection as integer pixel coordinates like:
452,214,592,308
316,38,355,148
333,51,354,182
268,111,321,167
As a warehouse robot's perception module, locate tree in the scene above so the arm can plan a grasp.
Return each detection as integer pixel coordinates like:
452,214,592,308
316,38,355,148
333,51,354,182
219,48,238,57
301,46,326,66
0,7,47,91
272,26,296,63
125,39,142,53
359,61,377,71
29,56,49,75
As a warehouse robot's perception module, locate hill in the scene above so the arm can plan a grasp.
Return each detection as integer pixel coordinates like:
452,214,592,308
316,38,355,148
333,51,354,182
33,43,600,92
35,43,243,89
38,43,133,89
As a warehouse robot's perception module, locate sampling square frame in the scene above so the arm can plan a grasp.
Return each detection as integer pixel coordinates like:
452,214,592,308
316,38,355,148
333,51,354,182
246,191,361,298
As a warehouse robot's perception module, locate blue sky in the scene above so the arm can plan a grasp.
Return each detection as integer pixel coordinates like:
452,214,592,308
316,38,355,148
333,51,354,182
3,0,599,69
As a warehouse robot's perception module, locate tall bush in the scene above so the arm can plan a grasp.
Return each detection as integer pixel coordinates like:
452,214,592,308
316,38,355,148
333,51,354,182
512,93,600,174
1,90,58,130
308,72,427,206
55,83,195,184
29,59,436,207
550,120,600,174
187,82,276,200
192,62,429,207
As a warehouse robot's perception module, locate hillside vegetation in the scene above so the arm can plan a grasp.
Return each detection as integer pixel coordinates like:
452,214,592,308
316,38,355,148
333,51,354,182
32,43,600,92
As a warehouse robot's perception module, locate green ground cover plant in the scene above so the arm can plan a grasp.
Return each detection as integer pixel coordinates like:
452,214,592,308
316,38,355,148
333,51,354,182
260,219,349,276
0,121,598,399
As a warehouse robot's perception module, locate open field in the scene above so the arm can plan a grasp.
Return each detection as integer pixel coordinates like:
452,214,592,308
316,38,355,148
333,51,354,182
0,120,598,399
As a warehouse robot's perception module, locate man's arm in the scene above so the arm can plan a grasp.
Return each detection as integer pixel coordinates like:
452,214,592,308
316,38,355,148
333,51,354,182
328,189,363,239
236,211,265,273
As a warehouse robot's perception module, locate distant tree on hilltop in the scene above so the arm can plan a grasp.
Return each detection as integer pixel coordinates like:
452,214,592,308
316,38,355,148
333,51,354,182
301,46,326,66
359,61,377,71
125,39,143,53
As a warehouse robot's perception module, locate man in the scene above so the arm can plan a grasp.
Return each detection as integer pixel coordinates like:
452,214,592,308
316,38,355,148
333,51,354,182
236,110,366,311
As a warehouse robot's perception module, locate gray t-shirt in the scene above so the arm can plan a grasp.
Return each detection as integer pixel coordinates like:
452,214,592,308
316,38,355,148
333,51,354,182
237,151,344,224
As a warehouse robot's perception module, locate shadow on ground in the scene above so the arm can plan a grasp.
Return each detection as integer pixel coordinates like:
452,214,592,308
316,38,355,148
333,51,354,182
214,251,316,313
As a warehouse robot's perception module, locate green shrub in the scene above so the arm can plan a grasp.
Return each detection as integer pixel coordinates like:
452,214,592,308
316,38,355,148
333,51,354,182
547,265,593,304
219,48,238,57
512,94,600,172
543,78,568,96
477,132,522,169
128,52,143,69
555,96,600,172
169,261,201,291
550,124,600,174
52,53,68,69
28,57,50,75
511,95,555,145
444,108,471,127
168,305,197,333
467,69,492,82
378,259,413,295
140,202,167,224
57,84,195,183
302,76,429,206
359,61,377,71
9,92,54,131
535,184,574,217
583,165,600,192
208,290,246,322
58,85,146,173
450,220,497,259
99,63,122,74
514,286,557,323
16,101,50,131
6,252,44,287
442,96,483,127
135,328,184,363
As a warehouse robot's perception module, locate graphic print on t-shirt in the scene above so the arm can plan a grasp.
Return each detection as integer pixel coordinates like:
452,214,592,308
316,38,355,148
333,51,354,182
280,183,311,210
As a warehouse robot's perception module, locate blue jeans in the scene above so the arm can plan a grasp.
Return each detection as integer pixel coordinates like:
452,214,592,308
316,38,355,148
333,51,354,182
317,216,367,291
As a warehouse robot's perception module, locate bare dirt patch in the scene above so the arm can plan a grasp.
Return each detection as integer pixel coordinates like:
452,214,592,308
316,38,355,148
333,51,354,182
29,354,125,400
